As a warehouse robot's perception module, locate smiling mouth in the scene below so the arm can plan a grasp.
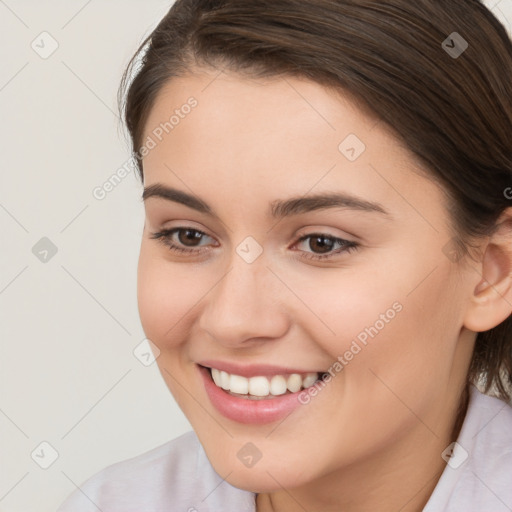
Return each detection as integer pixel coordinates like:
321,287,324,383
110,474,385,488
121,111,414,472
202,365,328,400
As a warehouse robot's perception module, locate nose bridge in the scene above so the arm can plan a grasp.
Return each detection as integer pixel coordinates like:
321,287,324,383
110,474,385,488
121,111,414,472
198,245,289,345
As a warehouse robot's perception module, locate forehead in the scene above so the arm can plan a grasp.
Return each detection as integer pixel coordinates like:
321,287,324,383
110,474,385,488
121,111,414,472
140,69,445,227
143,69,377,146
143,71,396,172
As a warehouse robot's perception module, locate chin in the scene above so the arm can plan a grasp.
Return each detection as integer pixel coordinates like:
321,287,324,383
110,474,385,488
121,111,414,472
211,457,312,494
225,470,296,494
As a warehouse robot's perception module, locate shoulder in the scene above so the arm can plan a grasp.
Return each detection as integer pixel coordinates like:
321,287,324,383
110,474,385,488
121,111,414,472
460,385,512,475
56,430,255,512
424,385,512,512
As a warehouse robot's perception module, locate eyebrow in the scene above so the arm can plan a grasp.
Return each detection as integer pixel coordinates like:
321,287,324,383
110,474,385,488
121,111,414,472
142,183,389,219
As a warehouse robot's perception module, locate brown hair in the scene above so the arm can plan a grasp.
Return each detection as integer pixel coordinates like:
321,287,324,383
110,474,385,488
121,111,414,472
118,0,512,400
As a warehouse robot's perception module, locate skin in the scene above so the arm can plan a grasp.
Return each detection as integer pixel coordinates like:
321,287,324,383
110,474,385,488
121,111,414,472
137,67,512,512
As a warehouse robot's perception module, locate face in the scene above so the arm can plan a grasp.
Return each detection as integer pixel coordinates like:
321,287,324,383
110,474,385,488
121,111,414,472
137,68,477,492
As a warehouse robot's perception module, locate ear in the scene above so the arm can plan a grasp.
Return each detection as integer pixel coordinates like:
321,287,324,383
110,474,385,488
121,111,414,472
463,208,512,332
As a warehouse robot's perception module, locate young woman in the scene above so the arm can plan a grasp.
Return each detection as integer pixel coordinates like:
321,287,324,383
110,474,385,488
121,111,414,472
58,1,512,510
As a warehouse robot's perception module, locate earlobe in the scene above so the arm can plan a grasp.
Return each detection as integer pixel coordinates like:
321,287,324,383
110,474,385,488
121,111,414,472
463,210,512,333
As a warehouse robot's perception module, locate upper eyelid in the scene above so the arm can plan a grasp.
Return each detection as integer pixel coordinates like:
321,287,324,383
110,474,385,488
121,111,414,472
155,227,218,247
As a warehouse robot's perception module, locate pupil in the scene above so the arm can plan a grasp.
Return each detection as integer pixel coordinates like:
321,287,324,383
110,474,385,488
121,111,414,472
311,236,333,254
179,229,201,246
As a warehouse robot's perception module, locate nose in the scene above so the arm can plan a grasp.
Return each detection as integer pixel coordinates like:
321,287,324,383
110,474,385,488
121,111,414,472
198,252,290,348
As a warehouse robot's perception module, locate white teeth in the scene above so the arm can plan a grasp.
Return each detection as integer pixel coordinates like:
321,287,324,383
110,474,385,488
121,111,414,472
302,373,318,388
208,367,320,397
287,373,302,393
230,374,249,394
269,375,287,395
248,376,270,396
211,368,222,387
220,370,230,390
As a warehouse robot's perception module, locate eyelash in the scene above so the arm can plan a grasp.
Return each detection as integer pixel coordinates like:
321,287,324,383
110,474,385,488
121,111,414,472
149,227,359,261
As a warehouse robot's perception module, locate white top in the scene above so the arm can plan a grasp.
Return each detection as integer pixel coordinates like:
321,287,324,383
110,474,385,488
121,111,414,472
57,384,512,512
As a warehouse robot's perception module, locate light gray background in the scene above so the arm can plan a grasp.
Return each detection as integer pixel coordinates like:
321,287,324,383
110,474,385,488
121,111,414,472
1,1,511,511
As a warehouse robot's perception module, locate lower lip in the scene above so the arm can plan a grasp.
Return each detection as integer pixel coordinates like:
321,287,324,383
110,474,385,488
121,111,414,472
197,364,307,425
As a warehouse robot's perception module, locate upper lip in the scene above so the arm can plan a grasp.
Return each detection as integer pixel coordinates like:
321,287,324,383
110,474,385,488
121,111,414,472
197,359,324,378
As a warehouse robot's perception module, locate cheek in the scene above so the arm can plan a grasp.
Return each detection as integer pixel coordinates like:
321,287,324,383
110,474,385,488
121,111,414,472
343,263,460,395
137,244,201,348
293,251,457,379
287,263,405,361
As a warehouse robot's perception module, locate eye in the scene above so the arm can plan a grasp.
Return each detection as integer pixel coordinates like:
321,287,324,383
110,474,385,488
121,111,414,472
292,233,359,261
149,227,214,255
149,227,359,261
